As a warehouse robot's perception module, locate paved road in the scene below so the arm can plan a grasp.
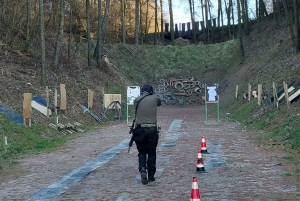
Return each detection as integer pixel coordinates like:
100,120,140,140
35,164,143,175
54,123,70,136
0,106,298,200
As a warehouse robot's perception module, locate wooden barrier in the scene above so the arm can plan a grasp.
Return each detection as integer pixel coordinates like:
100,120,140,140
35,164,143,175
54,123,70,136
88,89,94,109
60,84,67,111
257,84,262,105
103,94,121,109
248,83,251,101
23,93,32,127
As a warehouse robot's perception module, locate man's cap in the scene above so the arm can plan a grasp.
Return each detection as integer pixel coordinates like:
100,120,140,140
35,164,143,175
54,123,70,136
142,84,153,94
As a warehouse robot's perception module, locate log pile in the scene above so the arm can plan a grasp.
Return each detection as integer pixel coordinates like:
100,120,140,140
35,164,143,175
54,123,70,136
154,78,206,105
49,122,84,134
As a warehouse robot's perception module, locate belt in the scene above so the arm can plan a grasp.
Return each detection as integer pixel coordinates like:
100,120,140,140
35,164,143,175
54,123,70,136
138,123,157,128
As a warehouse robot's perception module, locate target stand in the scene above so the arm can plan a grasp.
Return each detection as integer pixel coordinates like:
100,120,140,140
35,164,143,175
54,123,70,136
204,84,220,125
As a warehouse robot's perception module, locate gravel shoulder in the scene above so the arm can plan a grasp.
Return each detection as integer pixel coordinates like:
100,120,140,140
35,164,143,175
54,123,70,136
0,106,299,201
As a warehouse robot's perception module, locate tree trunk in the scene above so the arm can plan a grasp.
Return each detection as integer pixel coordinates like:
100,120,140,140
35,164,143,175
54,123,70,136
93,0,110,60
272,0,279,25
102,0,111,33
204,0,209,42
135,0,140,45
160,0,164,44
143,0,149,44
241,0,249,35
96,0,103,64
86,0,91,67
237,0,245,61
244,0,250,34
54,0,65,70
218,0,224,41
201,0,206,43
231,0,235,37
189,0,196,43
294,0,300,51
218,0,221,27
68,0,73,63
168,0,175,45
39,0,46,87
282,0,295,43
121,0,126,44
154,0,158,45
25,0,31,50
225,0,231,39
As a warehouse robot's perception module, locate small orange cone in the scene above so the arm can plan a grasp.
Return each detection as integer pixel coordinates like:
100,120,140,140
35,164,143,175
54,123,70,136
200,136,208,153
196,150,205,172
190,177,201,201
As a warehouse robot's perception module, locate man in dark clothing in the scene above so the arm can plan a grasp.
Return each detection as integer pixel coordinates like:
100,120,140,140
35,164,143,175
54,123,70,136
133,84,161,185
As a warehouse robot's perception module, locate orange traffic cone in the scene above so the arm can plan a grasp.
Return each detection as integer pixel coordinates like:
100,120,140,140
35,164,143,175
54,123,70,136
190,177,201,201
196,150,205,172
200,136,208,153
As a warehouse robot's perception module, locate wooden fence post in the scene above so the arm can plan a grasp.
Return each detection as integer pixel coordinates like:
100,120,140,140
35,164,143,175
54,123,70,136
257,84,262,105
248,83,251,101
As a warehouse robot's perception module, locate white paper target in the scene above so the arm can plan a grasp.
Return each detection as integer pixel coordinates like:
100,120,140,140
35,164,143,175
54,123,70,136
127,86,140,105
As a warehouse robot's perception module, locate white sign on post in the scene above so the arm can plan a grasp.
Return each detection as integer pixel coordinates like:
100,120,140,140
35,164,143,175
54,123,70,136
126,86,140,124
206,84,218,102
127,86,140,105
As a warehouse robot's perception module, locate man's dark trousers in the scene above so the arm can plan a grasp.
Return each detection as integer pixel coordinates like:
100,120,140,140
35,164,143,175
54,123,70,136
136,127,158,180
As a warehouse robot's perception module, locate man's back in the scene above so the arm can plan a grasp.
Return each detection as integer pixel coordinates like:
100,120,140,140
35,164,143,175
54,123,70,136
135,94,161,124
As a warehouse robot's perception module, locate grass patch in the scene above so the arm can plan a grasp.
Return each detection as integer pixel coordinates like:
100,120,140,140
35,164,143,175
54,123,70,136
228,102,256,123
106,40,240,85
283,172,293,177
0,113,67,170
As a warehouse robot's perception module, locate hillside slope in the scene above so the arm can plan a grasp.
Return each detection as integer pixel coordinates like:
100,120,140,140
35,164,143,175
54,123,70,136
0,15,300,175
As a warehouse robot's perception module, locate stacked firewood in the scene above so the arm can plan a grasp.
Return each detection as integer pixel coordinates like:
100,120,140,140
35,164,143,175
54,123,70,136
154,78,206,105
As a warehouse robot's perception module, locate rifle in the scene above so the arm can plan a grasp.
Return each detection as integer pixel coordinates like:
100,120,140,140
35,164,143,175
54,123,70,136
128,120,135,153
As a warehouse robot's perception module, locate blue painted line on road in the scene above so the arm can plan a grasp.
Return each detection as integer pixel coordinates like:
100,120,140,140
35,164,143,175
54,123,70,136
127,119,182,196
156,156,171,162
25,139,129,201
201,141,226,169
160,119,183,148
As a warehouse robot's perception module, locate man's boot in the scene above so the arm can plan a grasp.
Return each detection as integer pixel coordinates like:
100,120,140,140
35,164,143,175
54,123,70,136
140,167,148,185
148,166,156,183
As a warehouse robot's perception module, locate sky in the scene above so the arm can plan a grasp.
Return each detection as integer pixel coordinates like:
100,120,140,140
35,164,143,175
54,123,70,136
161,0,257,26
162,0,218,24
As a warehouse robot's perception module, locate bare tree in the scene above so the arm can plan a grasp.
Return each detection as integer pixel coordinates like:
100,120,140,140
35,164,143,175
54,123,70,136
141,0,150,44
218,0,224,41
121,0,126,44
160,0,164,44
204,0,209,42
135,0,140,45
25,0,31,50
54,0,66,69
241,0,250,35
39,0,46,86
237,0,245,60
86,0,92,67
97,0,103,64
294,0,300,51
282,0,295,43
94,0,110,59
272,0,279,25
168,0,175,45
225,0,232,38
154,0,158,45
68,0,73,63
201,0,206,43
189,0,196,43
